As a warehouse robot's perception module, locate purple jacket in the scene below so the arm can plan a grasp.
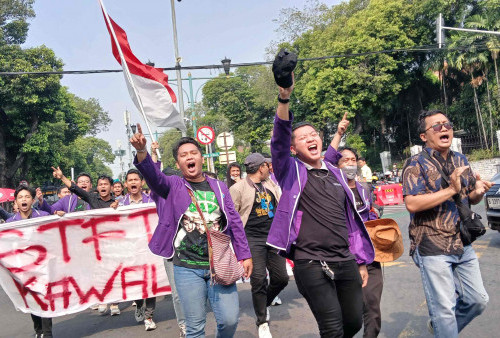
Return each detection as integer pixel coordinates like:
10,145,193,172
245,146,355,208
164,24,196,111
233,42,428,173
6,209,50,222
134,154,251,261
267,112,375,265
39,194,91,214
326,147,378,223
120,192,153,206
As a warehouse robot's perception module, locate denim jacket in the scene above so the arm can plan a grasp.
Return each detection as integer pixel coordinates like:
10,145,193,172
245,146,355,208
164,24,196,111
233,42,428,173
266,112,375,264
134,154,251,261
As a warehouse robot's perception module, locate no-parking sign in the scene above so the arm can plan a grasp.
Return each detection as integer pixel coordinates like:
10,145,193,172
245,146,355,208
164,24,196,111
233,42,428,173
196,126,215,145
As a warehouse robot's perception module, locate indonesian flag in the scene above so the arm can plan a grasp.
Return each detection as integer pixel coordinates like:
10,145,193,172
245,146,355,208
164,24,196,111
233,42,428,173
100,4,186,131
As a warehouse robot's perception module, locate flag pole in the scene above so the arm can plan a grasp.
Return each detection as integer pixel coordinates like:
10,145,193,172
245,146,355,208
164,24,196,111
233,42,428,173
98,0,161,159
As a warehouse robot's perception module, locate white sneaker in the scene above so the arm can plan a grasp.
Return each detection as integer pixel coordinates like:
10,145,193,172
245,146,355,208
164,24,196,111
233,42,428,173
110,304,120,316
266,307,270,321
132,301,137,307
144,318,157,331
258,323,272,338
179,324,186,337
135,306,145,322
90,304,99,310
98,304,108,314
271,296,282,306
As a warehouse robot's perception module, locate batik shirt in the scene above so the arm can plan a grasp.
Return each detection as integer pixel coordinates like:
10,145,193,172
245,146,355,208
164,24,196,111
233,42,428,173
403,148,475,256
173,180,224,269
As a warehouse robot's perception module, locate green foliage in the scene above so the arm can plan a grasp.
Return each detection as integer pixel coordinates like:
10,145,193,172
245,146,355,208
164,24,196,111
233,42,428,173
157,129,183,170
345,134,366,156
467,148,500,162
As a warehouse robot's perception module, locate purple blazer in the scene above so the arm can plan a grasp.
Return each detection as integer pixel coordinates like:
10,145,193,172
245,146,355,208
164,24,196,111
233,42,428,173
267,112,375,265
39,194,91,214
134,154,251,261
120,192,153,206
6,209,50,222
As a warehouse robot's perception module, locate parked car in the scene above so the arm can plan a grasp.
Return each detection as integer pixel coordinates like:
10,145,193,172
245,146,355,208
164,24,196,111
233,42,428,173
484,172,500,232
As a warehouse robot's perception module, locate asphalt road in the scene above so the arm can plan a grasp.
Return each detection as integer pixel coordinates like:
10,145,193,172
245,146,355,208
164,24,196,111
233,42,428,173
1,202,499,337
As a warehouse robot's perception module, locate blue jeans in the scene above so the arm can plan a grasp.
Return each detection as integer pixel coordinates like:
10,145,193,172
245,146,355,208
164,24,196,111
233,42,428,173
173,265,239,338
413,245,489,337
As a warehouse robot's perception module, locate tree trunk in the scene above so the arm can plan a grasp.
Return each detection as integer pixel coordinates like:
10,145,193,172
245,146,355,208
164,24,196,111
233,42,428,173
485,74,494,148
473,86,489,149
493,53,500,108
354,112,363,134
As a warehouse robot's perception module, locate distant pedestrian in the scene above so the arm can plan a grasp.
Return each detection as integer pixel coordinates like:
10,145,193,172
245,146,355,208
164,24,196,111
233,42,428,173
403,110,491,337
226,162,242,188
358,157,372,184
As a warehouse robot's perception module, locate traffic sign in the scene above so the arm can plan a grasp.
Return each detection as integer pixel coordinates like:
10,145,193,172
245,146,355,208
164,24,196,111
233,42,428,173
203,152,220,158
216,132,234,150
197,126,215,145
219,151,237,165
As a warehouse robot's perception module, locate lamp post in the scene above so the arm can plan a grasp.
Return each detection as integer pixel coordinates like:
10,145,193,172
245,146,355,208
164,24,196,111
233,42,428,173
221,57,231,76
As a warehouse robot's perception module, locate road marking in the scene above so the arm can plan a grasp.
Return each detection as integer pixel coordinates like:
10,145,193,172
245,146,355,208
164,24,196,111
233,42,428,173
398,300,428,338
382,261,407,267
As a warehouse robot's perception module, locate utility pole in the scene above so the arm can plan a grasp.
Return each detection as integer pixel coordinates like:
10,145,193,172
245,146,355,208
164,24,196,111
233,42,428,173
124,110,133,168
170,0,185,136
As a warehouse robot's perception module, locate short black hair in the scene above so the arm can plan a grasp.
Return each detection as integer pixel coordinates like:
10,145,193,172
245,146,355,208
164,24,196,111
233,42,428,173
338,146,359,161
418,110,448,134
97,175,113,185
291,121,318,141
57,185,68,195
14,185,35,199
126,169,143,181
358,157,366,162
162,167,182,177
76,172,92,184
226,162,242,188
172,137,202,160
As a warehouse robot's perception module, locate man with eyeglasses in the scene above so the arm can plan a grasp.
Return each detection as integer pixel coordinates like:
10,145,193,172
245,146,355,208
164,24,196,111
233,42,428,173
39,172,94,215
403,110,492,337
229,153,287,338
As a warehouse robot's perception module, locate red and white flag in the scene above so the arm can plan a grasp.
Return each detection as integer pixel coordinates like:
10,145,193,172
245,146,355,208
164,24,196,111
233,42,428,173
100,1,185,132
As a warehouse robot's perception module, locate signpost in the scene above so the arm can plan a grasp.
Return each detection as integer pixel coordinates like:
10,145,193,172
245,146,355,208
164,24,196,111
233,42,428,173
216,132,234,167
197,126,216,172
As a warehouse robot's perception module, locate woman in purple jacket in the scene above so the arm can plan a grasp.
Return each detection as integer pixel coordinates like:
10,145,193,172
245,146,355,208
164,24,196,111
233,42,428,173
267,77,374,337
130,124,252,338
6,185,51,338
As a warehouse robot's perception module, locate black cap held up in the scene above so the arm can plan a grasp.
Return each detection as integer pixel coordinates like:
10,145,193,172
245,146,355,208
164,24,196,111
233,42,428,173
272,48,297,88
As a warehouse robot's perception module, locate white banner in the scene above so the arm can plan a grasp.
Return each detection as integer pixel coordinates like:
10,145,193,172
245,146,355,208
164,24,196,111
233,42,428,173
0,204,170,317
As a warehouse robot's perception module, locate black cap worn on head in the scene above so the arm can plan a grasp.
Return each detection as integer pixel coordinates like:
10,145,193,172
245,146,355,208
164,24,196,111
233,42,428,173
272,48,297,88
244,153,269,168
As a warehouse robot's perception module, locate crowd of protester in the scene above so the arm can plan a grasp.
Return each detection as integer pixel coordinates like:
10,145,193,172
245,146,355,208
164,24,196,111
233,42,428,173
0,74,493,338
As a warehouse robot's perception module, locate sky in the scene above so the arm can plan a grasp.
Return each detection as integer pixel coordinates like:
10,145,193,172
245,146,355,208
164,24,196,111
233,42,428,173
23,0,341,177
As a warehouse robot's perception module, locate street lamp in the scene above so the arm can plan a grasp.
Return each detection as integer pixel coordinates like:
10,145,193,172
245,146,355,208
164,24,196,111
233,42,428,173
221,57,231,76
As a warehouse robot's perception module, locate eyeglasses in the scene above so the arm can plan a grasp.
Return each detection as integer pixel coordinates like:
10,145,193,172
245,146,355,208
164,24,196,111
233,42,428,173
296,131,320,142
425,122,454,132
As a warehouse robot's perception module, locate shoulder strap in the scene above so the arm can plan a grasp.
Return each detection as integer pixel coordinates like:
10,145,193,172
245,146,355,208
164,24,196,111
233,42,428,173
186,188,213,248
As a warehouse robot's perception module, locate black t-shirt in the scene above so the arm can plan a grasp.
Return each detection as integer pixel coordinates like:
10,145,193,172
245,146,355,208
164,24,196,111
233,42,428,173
293,168,354,262
173,180,225,269
350,187,364,211
245,182,277,239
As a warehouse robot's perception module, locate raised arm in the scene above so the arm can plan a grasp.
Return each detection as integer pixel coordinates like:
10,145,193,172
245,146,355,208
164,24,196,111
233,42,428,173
52,166,92,204
330,112,349,150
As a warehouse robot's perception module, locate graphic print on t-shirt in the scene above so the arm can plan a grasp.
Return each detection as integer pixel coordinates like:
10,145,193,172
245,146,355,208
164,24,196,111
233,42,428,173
255,191,273,217
174,189,222,268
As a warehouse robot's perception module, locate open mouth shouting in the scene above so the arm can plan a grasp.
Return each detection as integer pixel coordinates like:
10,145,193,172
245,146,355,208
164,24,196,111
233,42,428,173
186,161,197,174
308,144,319,156
128,184,139,194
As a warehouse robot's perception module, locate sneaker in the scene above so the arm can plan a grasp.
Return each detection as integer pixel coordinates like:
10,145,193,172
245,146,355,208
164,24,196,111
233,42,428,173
427,319,434,335
258,323,272,338
144,318,157,331
266,307,270,322
132,301,137,307
271,296,282,306
135,306,145,322
179,324,186,337
110,304,120,316
98,304,108,314
90,304,99,310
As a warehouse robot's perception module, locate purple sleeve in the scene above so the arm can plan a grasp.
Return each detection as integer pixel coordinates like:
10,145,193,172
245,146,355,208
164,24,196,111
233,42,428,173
221,182,251,261
47,195,70,213
324,145,343,166
271,112,294,185
39,199,53,214
134,153,175,199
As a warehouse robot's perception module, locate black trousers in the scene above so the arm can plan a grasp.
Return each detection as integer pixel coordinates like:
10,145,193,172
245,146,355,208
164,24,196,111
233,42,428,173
248,239,289,326
362,262,383,338
31,315,52,337
294,259,363,338
135,297,157,319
